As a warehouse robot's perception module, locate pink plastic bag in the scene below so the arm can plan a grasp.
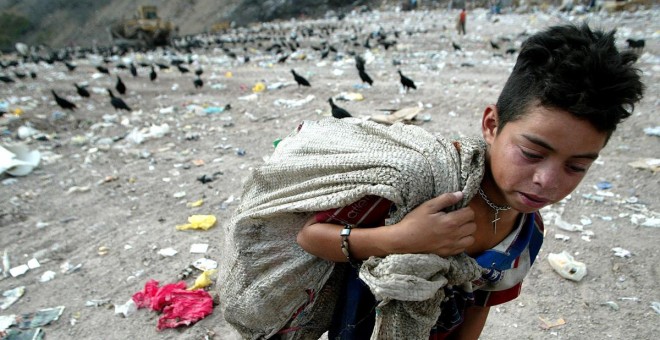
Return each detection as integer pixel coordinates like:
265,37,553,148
132,279,214,330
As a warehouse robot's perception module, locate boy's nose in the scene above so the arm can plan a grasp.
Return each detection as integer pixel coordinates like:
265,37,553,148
532,165,560,191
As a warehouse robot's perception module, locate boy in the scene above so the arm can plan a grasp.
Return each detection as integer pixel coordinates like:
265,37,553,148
219,24,643,339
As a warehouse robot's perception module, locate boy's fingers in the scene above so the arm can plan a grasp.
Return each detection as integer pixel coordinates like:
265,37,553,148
428,191,463,212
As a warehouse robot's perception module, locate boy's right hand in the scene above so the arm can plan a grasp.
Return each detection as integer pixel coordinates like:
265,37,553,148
386,191,476,257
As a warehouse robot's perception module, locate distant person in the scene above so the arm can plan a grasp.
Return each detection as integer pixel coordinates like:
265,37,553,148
457,8,467,35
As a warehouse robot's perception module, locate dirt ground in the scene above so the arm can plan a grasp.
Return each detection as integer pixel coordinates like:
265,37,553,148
1,6,658,340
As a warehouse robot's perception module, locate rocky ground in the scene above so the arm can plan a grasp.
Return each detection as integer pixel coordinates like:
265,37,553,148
1,6,658,340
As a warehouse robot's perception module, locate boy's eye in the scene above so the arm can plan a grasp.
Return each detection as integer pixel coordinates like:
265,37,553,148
521,150,543,160
567,164,587,173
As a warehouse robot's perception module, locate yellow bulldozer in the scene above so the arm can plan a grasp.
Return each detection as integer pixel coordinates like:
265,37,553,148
109,6,176,48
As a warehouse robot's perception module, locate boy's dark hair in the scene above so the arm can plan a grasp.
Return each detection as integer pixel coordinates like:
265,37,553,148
495,23,644,136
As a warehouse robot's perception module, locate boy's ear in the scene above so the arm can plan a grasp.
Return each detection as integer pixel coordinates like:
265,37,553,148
482,105,499,144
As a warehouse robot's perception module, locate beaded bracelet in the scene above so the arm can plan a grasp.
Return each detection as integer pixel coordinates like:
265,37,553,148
340,224,361,268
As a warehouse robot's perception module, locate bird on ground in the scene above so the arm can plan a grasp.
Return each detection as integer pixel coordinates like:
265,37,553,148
0,75,15,83
107,89,131,111
51,90,77,111
277,54,290,64
195,67,203,76
155,63,170,70
452,42,462,51
291,69,311,87
358,68,373,86
13,71,26,79
177,64,190,73
96,65,110,74
626,38,645,54
64,62,77,71
398,70,417,92
115,76,126,95
149,66,157,81
505,48,517,55
490,40,500,50
355,55,366,72
74,83,90,97
129,63,137,77
29,71,37,79
328,98,352,119
193,76,203,89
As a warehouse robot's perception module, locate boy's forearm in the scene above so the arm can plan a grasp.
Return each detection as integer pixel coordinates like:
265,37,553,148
296,218,393,262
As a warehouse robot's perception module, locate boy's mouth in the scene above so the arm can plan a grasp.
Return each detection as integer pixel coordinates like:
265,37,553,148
519,192,549,209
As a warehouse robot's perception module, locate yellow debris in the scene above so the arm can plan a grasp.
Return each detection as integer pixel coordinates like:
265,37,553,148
176,215,217,230
187,270,217,290
252,82,266,93
187,199,204,208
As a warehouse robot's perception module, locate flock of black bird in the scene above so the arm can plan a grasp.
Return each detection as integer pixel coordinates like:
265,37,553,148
1,15,645,120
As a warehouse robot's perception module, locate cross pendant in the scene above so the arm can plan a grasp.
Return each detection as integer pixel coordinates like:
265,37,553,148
491,211,500,234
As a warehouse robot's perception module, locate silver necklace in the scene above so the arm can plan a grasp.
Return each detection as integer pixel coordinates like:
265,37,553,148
478,188,511,234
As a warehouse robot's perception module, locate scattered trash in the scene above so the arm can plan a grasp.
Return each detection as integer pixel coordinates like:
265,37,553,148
641,217,660,228
16,306,65,328
1,328,44,339
612,247,632,258
192,258,217,271
175,215,217,231
203,105,230,115
132,279,214,330
1,286,25,310
334,92,364,102
600,301,619,311
631,214,660,228
581,193,605,202
9,264,29,277
187,270,216,290
643,126,660,136
0,314,16,331
554,216,583,232
39,271,56,283
2,250,10,278
628,158,660,172
370,107,422,125
85,299,111,307
189,243,209,254
187,199,204,208
554,234,570,241
98,246,110,256
59,262,82,274
238,93,258,101
126,124,171,145
0,143,41,176
651,302,660,315
252,82,266,93
596,181,612,190
114,299,137,318
273,94,315,108
547,251,587,282
157,248,178,257
538,316,566,330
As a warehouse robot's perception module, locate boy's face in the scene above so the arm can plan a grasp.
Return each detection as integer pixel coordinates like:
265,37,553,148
482,104,608,213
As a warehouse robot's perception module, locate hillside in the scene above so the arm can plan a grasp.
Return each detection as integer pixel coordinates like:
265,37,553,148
0,0,383,51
